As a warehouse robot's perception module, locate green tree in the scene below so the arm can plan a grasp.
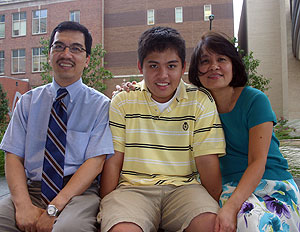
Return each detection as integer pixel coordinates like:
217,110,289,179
40,38,113,92
40,38,52,84
0,83,9,127
0,83,9,176
232,37,270,92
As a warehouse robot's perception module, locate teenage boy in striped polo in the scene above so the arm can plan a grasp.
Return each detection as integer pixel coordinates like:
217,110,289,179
98,26,226,232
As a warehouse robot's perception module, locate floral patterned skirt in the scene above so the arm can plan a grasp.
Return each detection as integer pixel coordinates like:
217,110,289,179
220,179,300,232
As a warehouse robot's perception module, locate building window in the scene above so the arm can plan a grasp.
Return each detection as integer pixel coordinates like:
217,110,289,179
204,4,212,21
0,51,4,75
12,12,26,37
0,15,5,38
32,9,47,34
32,47,46,72
175,7,183,23
70,10,80,23
12,49,25,74
147,9,155,25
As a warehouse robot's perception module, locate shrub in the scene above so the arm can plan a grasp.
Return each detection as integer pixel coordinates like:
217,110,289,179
274,117,295,140
0,84,9,176
0,130,5,176
232,37,271,93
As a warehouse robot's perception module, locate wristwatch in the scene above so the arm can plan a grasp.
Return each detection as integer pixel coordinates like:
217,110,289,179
46,204,59,217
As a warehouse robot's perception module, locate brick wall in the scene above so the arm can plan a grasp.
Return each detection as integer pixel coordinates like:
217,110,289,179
0,0,103,87
0,76,30,112
103,0,234,77
0,0,233,98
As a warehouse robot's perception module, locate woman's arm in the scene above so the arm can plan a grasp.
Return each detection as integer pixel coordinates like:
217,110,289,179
215,121,273,232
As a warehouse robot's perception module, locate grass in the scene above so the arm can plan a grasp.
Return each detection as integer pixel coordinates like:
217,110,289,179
274,117,300,140
0,123,7,176
0,151,4,176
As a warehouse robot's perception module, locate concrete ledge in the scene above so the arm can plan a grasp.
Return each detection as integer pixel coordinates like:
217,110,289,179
295,178,300,188
0,176,9,200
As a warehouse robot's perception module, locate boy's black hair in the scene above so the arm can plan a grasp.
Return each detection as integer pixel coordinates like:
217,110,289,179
138,26,186,68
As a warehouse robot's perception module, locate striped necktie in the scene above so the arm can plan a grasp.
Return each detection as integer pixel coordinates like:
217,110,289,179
41,88,68,204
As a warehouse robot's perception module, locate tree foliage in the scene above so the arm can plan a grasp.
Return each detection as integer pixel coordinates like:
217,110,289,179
40,38,53,84
82,44,113,93
232,37,270,92
40,38,113,93
0,83,9,127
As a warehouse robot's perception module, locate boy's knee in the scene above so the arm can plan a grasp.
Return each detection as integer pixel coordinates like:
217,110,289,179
185,212,216,232
109,222,142,232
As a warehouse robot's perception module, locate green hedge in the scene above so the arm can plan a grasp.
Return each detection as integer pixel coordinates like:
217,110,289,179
0,128,5,176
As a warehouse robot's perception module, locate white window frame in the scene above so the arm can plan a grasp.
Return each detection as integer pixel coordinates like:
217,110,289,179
32,47,46,73
32,9,47,35
175,7,183,23
147,9,155,25
0,51,4,75
204,4,212,21
12,12,26,37
70,10,80,23
0,15,5,39
11,49,25,74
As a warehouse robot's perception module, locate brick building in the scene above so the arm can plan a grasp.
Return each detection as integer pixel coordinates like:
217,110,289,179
0,0,234,102
103,0,234,96
0,76,30,115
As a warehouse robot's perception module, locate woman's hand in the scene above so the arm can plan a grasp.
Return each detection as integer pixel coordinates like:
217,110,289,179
214,203,238,232
112,81,137,97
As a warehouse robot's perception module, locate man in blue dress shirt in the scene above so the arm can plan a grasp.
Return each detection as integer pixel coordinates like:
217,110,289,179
0,21,114,232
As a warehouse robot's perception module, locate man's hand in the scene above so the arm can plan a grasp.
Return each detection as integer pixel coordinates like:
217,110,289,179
15,204,44,232
36,211,57,232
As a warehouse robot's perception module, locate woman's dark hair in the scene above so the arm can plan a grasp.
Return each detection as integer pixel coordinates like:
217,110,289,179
138,26,186,68
49,21,92,57
188,31,247,88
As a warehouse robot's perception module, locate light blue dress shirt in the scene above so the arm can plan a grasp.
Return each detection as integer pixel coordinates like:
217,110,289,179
0,78,114,181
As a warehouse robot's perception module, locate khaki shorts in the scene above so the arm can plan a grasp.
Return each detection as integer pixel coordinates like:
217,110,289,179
98,184,219,232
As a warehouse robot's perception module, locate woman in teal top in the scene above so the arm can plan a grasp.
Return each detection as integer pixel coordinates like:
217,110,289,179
220,86,292,184
189,32,300,231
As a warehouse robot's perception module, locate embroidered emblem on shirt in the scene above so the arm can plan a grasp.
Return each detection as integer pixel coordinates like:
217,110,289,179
183,122,189,131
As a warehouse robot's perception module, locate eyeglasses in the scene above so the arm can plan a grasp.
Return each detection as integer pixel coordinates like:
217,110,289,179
50,42,86,54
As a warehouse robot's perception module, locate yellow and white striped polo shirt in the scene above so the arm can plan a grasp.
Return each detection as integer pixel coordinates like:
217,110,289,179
109,80,225,186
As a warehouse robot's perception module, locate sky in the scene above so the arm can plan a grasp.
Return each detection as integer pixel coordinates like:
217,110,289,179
233,0,243,37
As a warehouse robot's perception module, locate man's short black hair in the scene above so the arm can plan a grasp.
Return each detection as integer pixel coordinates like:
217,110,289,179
49,21,92,57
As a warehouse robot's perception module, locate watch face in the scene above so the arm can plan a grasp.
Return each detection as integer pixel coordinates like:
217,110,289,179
48,206,56,215
47,205,58,216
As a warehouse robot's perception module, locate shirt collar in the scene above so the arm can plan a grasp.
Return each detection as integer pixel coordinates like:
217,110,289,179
51,78,83,103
